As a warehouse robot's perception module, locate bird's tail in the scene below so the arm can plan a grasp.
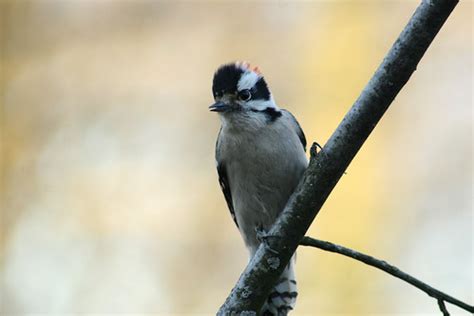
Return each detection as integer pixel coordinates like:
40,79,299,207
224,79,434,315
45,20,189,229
261,255,297,316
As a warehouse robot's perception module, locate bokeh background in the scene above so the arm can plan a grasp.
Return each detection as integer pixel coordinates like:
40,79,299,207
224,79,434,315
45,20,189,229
0,0,472,315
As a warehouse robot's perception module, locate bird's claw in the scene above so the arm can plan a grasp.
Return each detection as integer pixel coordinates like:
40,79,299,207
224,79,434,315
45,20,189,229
255,225,279,255
310,142,322,158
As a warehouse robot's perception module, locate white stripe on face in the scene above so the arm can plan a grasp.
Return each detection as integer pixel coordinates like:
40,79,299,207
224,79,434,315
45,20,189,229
245,98,278,111
237,71,260,91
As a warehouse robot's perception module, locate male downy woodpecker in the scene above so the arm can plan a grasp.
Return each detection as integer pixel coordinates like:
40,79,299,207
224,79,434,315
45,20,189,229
210,62,308,315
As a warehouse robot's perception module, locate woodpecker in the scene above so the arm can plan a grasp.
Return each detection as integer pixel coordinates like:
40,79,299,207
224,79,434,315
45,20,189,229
210,62,308,315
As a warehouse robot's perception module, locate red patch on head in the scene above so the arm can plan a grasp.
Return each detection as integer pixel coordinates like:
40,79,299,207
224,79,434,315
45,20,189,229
235,61,262,75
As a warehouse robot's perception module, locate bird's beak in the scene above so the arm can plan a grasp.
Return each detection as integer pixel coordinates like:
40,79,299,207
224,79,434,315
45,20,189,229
209,101,231,113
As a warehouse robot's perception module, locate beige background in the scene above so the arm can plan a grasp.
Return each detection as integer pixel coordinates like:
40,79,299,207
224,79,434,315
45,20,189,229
1,0,472,315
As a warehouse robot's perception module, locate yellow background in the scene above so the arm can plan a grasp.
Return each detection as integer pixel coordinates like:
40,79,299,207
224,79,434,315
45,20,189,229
1,0,472,315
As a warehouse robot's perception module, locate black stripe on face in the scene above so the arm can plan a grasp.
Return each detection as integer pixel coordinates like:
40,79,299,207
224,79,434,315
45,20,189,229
251,77,271,101
251,107,282,122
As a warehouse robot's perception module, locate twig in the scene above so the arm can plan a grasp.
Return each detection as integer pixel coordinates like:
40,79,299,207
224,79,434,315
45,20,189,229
438,299,450,316
218,0,459,314
300,236,474,315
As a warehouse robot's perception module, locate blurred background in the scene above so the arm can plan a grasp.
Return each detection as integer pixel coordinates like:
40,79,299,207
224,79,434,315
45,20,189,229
0,0,472,315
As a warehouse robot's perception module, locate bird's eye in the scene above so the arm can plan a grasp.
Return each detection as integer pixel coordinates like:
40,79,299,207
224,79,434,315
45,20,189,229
238,89,252,101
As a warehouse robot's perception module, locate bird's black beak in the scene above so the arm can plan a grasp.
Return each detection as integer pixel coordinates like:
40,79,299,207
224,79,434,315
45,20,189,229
209,101,231,112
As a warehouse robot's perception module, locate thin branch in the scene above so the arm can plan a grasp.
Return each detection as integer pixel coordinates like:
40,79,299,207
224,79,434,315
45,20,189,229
300,237,473,315
218,0,459,314
438,299,450,316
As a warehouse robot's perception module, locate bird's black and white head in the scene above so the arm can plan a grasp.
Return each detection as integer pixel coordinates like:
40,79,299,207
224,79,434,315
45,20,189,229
209,62,281,125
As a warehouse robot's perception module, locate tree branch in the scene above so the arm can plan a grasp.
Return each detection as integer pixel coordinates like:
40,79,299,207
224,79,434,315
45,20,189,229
218,0,459,314
300,236,474,315
438,299,450,316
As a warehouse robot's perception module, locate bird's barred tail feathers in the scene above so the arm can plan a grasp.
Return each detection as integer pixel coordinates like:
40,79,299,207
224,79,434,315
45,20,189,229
261,255,297,316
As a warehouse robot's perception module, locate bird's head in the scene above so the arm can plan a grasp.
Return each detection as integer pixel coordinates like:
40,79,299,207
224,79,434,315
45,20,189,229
209,62,278,116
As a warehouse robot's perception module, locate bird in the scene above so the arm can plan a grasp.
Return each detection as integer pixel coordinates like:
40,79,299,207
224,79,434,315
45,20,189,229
210,61,308,315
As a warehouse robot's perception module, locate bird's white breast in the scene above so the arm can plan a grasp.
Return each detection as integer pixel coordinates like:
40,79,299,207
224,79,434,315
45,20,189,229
218,112,308,254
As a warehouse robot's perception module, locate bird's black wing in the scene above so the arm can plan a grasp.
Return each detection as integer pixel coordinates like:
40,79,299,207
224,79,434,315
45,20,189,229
282,109,307,152
216,162,238,228
215,128,238,228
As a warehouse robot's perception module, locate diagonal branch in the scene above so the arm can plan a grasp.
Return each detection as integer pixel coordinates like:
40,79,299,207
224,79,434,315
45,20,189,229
300,236,474,315
218,0,459,314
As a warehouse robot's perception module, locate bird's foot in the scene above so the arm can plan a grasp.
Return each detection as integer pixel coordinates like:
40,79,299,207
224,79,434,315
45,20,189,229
310,142,323,158
255,224,280,255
